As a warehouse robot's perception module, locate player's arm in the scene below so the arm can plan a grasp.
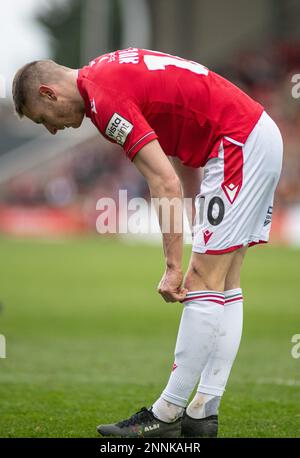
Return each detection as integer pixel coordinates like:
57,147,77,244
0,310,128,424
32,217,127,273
133,139,187,303
169,157,202,230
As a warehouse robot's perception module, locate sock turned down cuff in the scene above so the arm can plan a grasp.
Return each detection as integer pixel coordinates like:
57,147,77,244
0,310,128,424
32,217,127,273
181,291,225,306
224,288,243,304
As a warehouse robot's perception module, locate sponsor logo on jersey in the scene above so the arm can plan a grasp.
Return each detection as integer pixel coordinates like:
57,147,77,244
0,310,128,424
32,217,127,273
105,113,133,146
264,206,273,226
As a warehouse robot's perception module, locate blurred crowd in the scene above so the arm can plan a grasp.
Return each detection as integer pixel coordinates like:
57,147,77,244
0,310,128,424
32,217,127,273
1,40,300,212
220,40,300,208
0,137,148,229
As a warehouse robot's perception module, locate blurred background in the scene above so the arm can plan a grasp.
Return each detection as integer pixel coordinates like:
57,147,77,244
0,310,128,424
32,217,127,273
0,0,300,241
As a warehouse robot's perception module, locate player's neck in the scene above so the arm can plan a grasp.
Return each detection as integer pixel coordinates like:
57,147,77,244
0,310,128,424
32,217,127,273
64,69,85,110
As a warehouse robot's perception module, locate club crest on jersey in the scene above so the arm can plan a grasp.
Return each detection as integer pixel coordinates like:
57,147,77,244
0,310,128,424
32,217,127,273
105,113,133,146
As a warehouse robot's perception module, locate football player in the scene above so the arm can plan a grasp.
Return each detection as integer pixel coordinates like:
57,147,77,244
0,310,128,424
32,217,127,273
12,48,283,438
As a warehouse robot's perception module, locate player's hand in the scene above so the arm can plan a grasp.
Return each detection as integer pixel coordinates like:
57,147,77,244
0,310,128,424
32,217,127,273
158,267,188,303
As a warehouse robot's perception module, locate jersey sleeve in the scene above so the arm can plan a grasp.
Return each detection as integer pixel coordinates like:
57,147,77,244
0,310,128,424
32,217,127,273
91,93,158,161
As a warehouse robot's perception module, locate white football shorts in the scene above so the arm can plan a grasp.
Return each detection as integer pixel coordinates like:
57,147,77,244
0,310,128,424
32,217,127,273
192,110,283,254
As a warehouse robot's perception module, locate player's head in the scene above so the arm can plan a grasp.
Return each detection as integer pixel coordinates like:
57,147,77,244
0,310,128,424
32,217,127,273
12,60,85,135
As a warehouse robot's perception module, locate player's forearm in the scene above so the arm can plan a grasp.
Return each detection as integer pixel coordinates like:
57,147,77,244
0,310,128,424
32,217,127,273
149,178,184,270
162,232,183,271
169,157,201,230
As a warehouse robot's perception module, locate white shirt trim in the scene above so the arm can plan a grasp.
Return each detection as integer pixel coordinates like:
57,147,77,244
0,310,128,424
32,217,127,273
224,136,244,147
127,131,156,156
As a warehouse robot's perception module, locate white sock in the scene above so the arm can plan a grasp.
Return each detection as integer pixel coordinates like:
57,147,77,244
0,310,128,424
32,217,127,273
188,288,243,418
153,291,225,421
186,392,221,418
152,397,184,423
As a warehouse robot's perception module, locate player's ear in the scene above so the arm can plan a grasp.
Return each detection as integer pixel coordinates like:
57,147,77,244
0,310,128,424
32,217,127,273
39,85,57,101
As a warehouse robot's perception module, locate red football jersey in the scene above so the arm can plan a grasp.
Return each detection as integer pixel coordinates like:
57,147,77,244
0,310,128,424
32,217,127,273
77,48,264,168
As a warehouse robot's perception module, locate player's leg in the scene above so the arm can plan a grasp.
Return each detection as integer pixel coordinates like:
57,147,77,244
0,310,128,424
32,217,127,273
184,247,247,435
152,141,245,426
182,111,283,437
153,111,283,434
151,249,236,423
97,111,283,438
98,251,235,438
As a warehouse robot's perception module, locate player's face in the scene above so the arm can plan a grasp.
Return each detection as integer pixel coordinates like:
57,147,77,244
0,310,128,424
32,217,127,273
23,97,84,135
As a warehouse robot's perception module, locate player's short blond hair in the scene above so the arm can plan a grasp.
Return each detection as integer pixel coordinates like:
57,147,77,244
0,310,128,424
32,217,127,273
12,60,61,117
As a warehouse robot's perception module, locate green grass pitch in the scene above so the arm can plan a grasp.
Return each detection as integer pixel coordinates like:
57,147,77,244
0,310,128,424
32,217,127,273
0,236,299,437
